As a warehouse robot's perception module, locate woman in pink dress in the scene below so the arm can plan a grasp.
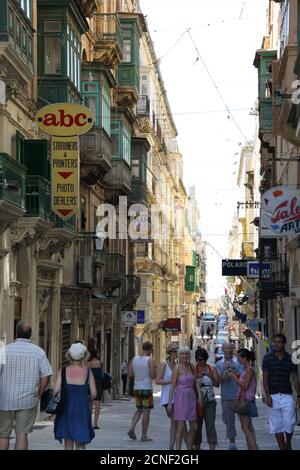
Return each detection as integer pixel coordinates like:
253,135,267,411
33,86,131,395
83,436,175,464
167,346,203,450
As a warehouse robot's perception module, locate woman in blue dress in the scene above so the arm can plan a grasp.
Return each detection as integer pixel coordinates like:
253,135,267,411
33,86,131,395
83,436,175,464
53,342,97,450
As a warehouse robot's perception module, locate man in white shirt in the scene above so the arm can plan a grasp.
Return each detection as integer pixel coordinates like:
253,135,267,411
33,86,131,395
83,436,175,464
0,323,53,450
127,341,156,442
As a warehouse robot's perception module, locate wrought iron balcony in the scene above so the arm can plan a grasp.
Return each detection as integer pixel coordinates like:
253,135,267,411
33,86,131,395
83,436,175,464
258,253,289,299
0,153,26,231
92,13,123,67
80,128,112,184
137,95,150,117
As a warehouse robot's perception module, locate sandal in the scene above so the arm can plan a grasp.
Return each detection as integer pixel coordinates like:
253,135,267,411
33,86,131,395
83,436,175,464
127,430,137,440
141,436,153,442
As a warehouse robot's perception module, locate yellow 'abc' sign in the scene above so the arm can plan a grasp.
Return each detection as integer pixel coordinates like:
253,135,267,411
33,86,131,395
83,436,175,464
37,103,95,137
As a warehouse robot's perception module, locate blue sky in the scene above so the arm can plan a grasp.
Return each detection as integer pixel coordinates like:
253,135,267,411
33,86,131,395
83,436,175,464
140,0,269,298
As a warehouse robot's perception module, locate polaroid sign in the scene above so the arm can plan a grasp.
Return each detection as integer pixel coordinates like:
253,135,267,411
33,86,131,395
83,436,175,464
222,259,249,276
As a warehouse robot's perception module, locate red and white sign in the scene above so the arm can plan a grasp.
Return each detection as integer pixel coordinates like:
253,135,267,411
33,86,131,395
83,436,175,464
260,186,300,237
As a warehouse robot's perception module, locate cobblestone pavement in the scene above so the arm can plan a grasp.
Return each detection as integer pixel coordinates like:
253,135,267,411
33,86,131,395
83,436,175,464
9,387,300,450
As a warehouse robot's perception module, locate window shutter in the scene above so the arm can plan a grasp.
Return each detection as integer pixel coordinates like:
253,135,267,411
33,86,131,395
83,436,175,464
22,140,49,178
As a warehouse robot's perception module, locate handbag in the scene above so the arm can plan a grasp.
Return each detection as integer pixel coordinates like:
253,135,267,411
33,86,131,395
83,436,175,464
45,367,66,415
102,371,112,390
230,398,250,415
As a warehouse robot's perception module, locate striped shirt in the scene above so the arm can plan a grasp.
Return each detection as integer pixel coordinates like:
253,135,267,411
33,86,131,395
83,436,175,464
262,351,298,395
0,339,53,410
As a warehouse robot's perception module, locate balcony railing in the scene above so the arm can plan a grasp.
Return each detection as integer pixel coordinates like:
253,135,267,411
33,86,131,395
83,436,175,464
93,13,123,53
25,176,52,221
0,153,26,209
259,253,289,299
137,95,150,117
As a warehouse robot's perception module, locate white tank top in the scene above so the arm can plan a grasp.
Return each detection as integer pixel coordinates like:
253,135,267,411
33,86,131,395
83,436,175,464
132,356,152,390
160,361,173,406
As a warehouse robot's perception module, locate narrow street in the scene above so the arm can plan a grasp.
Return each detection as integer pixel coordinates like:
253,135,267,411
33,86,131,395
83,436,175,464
17,388,300,451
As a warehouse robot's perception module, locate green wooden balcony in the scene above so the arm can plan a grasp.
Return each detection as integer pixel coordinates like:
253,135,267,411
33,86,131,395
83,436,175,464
0,0,34,74
0,153,26,209
25,175,52,221
129,181,147,206
117,65,139,90
259,99,272,132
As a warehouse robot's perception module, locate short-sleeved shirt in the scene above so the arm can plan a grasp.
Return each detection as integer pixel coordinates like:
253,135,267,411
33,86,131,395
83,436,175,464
0,339,53,410
215,357,244,400
262,351,298,395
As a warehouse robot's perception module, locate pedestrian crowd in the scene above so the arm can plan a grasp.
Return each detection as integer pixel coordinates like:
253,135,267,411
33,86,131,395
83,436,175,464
0,323,299,451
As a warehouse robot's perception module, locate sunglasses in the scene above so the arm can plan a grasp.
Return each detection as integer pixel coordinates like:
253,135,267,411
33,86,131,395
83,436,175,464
197,358,206,362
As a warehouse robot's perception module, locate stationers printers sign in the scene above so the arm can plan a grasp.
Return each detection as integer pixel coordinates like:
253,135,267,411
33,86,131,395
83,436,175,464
37,103,95,221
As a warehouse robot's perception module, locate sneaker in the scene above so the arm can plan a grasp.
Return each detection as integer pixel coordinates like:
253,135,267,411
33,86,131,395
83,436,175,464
228,443,238,450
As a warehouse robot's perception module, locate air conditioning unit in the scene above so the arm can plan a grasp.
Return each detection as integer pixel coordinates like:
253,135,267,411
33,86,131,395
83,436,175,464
78,256,93,284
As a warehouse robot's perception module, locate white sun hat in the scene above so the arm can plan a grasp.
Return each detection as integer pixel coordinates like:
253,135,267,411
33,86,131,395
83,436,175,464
68,342,87,361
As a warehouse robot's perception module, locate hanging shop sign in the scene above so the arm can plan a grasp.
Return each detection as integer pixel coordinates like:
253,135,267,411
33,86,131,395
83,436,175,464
247,261,271,279
163,318,181,332
222,259,249,276
51,137,79,220
37,103,95,221
37,103,94,137
121,311,137,327
261,186,300,237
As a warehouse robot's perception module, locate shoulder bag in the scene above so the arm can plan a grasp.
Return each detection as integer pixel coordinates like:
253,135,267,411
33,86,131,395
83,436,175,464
45,367,66,415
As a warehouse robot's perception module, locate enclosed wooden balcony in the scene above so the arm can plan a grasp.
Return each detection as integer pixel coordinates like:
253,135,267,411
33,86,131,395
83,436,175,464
0,153,26,233
80,128,112,184
103,160,131,196
92,13,123,68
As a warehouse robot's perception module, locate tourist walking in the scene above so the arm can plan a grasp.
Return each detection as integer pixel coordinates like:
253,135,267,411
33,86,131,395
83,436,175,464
228,348,258,450
121,361,128,396
53,343,96,450
127,341,156,442
0,322,52,450
156,343,185,450
215,342,244,450
168,346,203,450
87,349,103,429
262,333,300,450
194,348,219,450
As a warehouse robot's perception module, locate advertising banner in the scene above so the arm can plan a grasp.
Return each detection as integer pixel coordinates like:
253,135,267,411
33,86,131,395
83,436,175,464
260,186,300,237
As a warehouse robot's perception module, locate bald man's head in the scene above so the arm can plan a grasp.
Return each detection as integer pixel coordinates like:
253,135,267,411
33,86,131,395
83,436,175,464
16,322,32,339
